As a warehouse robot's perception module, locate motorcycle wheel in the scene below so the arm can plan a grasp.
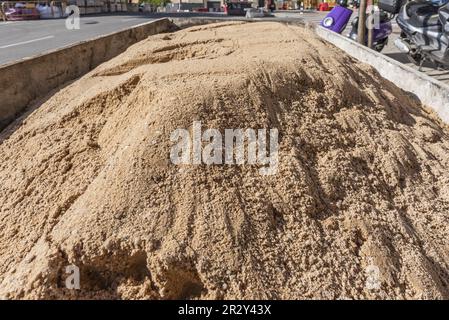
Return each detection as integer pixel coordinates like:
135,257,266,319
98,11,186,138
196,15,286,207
374,44,385,52
407,52,423,66
373,37,388,52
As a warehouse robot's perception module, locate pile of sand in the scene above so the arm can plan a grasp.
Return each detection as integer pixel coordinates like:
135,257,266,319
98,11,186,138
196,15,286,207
0,21,448,299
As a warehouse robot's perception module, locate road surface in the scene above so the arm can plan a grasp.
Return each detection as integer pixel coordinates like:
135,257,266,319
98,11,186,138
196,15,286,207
0,13,155,65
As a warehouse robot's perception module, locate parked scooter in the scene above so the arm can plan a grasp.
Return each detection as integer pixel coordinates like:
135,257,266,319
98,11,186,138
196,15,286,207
321,0,393,52
390,0,449,69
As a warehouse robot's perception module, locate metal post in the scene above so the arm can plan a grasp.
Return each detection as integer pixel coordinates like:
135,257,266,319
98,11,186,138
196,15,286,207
357,0,367,46
367,0,374,49
0,2,6,22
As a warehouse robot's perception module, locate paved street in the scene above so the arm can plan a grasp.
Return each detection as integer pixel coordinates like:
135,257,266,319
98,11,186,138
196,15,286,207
0,13,156,65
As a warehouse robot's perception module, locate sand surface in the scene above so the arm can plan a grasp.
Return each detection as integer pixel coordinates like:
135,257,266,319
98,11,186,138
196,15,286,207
0,21,448,299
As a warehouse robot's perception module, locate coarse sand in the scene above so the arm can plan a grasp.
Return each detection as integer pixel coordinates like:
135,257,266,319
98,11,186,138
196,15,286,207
0,21,448,299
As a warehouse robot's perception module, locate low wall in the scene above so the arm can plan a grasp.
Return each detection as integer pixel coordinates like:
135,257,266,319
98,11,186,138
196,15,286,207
169,17,243,29
0,18,171,131
315,26,449,123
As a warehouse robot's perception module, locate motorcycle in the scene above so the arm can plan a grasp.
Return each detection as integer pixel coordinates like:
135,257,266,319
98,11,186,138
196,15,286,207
391,0,449,69
321,0,394,52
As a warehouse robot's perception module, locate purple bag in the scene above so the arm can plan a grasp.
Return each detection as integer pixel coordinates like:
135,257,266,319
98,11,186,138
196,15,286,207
321,6,354,34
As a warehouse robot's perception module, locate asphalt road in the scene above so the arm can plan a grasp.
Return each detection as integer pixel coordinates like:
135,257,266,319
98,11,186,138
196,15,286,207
0,13,156,65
